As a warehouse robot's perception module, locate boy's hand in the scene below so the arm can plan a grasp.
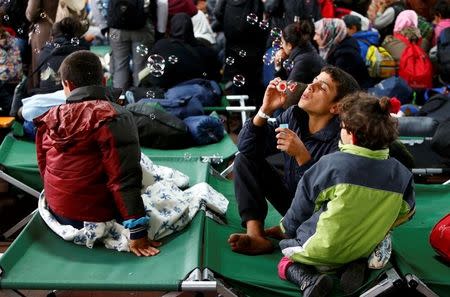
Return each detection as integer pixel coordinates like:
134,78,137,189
129,237,161,257
275,127,311,165
261,78,287,114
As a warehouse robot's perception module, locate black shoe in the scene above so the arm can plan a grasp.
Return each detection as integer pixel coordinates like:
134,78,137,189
286,264,333,297
302,274,334,297
340,260,367,294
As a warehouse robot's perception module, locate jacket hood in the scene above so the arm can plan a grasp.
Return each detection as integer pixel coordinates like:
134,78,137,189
34,86,119,151
170,13,197,46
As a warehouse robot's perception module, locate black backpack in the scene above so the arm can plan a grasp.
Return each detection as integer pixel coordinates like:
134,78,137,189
126,102,193,149
418,94,450,124
107,0,147,30
437,27,450,84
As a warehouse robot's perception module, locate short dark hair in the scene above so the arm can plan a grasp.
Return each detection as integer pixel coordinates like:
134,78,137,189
343,15,362,31
432,0,450,19
59,50,103,88
339,92,398,150
282,19,314,48
52,17,82,38
321,66,360,102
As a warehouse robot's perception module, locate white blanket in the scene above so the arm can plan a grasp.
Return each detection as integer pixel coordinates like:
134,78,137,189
39,154,228,252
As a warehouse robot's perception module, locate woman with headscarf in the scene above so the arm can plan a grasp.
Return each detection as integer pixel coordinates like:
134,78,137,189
382,10,427,64
367,0,406,42
140,12,220,89
314,18,369,88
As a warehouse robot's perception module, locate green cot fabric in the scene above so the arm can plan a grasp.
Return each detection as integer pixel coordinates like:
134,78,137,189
0,134,42,190
392,184,450,297
0,134,227,190
142,132,237,160
90,45,111,57
204,176,388,297
0,211,204,290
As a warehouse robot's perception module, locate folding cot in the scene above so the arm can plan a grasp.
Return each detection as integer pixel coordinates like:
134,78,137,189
1,134,449,296
391,184,450,297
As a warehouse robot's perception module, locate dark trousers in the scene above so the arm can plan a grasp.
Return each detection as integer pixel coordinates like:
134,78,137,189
234,153,293,227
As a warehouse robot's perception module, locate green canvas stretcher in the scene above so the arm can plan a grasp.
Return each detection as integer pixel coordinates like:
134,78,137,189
1,133,449,296
0,134,236,191
203,176,392,297
392,184,450,297
0,154,209,293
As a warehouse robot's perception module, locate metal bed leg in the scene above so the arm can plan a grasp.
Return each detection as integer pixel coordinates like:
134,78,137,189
2,209,37,239
0,171,40,240
360,268,404,297
405,274,439,297
179,268,239,297
0,170,40,199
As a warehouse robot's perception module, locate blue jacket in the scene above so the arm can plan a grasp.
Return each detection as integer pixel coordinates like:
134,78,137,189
353,30,380,60
237,105,340,197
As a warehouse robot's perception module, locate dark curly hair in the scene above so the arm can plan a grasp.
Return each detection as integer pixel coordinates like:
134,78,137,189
339,92,398,150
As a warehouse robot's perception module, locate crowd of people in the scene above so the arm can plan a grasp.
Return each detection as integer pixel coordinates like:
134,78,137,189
1,0,449,296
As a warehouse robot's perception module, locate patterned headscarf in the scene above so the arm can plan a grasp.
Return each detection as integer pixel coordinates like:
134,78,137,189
394,10,418,33
314,18,348,60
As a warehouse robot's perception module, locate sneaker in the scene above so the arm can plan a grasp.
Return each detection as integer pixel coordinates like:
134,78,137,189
340,260,367,294
302,274,334,297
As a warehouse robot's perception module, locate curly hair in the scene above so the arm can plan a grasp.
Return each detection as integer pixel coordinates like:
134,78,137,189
339,92,398,150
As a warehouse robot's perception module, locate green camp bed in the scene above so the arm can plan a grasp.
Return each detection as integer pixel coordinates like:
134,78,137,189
0,133,237,193
391,184,450,297
202,175,392,297
0,157,211,295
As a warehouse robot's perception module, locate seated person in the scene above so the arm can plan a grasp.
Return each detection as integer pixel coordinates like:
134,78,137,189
37,16,89,93
314,18,371,89
34,50,160,257
228,66,360,255
139,13,221,89
343,14,380,60
276,93,415,297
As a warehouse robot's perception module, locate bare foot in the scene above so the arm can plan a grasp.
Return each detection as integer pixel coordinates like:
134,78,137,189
265,226,287,240
228,233,274,255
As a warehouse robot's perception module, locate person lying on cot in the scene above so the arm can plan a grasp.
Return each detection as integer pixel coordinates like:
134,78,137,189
275,92,415,297
229,66,360,255
34,50,161,257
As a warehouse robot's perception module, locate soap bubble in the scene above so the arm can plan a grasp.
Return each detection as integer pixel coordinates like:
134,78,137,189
282,59,294,72
263,52,274,65
238,50,247,58
184,153,192,160
225,56,235,65
149,113,156,120
146,90,156,99
232,74,246,88
17,27,24,35
40,12,46,19
259,20,269,31
168,55,178,64
70,37,79,46
136,44,149,57
3,15,9,22
270,27,282,39
272,38,282,50
147,54,165,77
246,13,258,25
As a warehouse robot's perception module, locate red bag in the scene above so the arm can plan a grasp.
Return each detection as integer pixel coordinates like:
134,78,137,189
429,213,450,262
395,33,433,89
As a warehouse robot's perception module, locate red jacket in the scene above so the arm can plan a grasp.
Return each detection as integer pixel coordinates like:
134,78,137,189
34,86,145,222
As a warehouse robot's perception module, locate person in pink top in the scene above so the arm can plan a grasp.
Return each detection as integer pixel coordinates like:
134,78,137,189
432,0,450,45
